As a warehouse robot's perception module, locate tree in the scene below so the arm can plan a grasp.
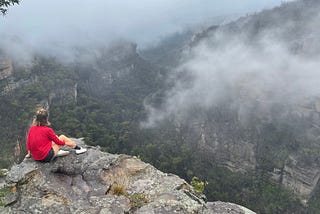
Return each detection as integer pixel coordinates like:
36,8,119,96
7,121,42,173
0,0,19,15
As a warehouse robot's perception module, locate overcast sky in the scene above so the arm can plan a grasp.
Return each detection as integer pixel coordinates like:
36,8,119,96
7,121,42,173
1,0,288,49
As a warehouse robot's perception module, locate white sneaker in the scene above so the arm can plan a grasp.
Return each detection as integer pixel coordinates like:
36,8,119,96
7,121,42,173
56,150,70,157
75,147,87,154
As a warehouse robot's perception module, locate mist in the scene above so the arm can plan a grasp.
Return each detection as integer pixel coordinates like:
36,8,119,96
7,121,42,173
2,0,310,128
143,1,320,127
1,0,286,62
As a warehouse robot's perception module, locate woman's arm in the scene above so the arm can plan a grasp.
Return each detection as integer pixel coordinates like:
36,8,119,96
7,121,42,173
47,128,66,146
25,150,31,158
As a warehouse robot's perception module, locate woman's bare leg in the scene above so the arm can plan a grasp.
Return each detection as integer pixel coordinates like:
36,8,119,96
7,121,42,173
56,135,87,155
59,135,76,148
52,142,60,156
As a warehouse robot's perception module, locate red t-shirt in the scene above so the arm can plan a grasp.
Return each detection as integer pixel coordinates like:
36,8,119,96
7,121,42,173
26,126,65,160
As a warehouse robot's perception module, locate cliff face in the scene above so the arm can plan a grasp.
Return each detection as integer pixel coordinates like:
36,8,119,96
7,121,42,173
0,139,255,214
0,58,12,80
280,155,320,204
191,98,320,202
77,41,161,99
143,0,320,203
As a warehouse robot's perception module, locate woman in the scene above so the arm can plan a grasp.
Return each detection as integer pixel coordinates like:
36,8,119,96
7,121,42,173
25,108,87,162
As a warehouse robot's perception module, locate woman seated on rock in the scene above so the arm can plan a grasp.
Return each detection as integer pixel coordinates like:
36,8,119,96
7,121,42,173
25,108,87,162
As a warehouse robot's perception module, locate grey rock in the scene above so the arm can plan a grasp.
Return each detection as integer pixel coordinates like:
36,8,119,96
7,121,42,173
0,140,255,214
205,201,256,214
281,155,320,203
2,192,18,206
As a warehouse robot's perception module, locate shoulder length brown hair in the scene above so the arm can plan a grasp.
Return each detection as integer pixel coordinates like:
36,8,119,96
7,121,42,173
32,108,51,126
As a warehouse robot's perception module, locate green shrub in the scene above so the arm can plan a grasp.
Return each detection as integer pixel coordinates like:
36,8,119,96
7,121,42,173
190,176,207,195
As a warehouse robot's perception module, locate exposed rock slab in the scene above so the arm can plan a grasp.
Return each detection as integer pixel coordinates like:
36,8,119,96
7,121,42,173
0,58,12,80
0,139,255,213
280,155,320,202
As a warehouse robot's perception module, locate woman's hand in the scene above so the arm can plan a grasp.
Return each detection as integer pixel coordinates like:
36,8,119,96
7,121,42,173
25,151,31,158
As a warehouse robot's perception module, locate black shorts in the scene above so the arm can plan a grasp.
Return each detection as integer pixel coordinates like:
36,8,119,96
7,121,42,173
39,148,55,162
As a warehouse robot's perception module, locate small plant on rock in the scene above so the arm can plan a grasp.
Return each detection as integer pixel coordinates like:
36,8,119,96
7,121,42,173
190,176,208,195
130,193,148,210
109,184,127,196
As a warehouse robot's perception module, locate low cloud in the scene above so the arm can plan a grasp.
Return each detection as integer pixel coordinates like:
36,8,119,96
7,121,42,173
1,0,284,63
143,6,320,127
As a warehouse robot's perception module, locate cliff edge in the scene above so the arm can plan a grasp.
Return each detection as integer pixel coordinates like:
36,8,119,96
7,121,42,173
0,139,255,214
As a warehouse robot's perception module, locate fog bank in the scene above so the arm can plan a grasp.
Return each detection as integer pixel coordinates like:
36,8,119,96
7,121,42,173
1,0,285,62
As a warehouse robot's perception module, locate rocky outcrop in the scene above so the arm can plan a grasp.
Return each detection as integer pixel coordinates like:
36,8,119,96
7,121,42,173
0,139,255,214
0,76,38,96
78,42,141,97
206,201,256,214
0,58,12,80
278,155,320,203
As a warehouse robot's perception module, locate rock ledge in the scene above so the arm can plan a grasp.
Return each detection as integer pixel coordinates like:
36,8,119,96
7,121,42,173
0,139,255,214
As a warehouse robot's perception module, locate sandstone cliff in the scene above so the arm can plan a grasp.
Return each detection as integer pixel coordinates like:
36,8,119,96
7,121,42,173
0,58,12,80
0,139,255,214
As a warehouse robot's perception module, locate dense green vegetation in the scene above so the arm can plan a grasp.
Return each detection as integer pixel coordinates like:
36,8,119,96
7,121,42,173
0,49,316,213
203,167,304,213
49,93,308,213
0,85,42,166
